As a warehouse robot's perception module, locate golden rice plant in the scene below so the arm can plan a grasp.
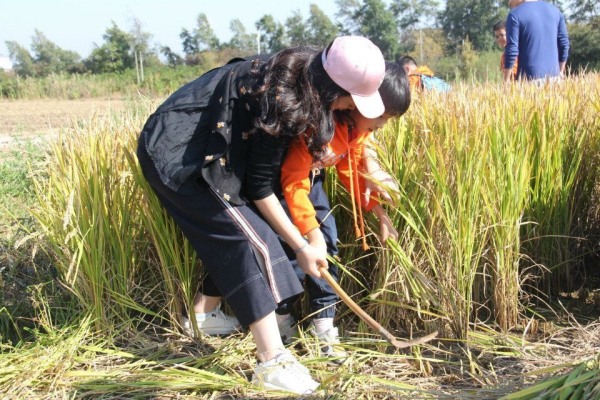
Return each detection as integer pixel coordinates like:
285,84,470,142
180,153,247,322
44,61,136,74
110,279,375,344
331,74,600,339
30,73,600,342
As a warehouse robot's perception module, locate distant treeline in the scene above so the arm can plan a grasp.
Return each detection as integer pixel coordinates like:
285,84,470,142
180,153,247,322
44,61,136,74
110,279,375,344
2,0,598,97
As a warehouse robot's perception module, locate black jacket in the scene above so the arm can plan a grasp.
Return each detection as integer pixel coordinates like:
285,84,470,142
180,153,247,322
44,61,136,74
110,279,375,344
141,58,290,205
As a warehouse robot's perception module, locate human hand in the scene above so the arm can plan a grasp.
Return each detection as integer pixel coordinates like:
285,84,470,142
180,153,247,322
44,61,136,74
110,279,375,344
364,169,399,206
373,205,398,246
379,214,399,245
307,228,328,256
295,243,326,278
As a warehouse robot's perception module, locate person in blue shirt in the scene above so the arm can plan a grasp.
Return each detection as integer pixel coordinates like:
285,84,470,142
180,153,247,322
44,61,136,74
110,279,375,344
503,0,570,82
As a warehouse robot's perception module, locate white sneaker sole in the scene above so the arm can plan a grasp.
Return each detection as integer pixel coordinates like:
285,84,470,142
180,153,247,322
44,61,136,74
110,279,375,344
183,321,241,336
252,378,317,395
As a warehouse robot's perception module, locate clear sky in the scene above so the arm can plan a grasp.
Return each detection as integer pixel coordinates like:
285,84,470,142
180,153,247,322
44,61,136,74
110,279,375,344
0,0,340,59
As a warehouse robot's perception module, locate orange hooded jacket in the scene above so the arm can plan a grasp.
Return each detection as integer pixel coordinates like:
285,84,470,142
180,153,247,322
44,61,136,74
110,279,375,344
408,65,436,92
281,123,379,244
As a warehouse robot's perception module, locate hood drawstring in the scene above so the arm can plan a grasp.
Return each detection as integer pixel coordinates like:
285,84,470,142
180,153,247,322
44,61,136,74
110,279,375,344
347,143,370,251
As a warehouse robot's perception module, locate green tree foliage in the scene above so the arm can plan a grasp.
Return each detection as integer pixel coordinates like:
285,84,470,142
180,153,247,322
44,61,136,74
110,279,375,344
306,4,339,47
358,0,400,59
86,22,135,73
334,0,399,59
391,0,439,30
6,31,82,77
286,10,309,46
180,28,199,56
195,13,221,50
180,13,220,56
569,0,600,23
405,28,448,65
335,0,362,35
567,21,600,72
283,6,338,48
458,36,478,78
228,19,256,51
30,30,83,75
160,46,184,68
5,41,36,77
256,14,287,53
129,17,160,67
440,0,508,50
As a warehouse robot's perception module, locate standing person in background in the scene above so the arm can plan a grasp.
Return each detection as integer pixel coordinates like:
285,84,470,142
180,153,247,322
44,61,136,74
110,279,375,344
504,0,570,82
493,20,518,80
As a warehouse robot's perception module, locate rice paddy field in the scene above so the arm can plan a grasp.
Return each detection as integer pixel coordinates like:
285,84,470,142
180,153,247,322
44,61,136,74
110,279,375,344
1,74,600,399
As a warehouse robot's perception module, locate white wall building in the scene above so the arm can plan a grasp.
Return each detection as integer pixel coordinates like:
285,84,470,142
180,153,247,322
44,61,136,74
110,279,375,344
0,55,13,72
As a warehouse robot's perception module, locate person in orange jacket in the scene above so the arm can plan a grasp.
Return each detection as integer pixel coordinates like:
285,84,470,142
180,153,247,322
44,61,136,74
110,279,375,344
398,56,451,92
274,62,410,362
493,20,518,80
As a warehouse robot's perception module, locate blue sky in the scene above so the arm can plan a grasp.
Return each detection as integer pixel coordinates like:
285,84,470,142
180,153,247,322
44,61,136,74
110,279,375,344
0,0,339,58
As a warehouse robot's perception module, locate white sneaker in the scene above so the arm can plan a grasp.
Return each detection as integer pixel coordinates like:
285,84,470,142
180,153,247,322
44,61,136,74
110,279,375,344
276,314,299,345
182,303,242,336
309,322,348,364
251,350,319,395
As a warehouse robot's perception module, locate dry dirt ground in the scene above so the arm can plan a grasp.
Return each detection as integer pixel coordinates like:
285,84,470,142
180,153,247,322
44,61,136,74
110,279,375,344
0,98,129,153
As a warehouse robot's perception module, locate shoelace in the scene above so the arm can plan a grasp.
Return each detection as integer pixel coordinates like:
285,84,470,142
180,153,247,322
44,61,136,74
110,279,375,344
277,354,311,376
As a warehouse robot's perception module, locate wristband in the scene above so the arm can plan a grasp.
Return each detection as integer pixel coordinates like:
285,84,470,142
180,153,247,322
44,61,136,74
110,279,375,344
293,239,309,254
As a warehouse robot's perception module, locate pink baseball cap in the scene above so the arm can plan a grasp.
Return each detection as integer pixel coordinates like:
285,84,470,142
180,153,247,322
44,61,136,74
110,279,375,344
322,36,385,119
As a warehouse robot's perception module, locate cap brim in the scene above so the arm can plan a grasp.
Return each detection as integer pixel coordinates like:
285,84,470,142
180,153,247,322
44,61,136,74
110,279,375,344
351,91,385,119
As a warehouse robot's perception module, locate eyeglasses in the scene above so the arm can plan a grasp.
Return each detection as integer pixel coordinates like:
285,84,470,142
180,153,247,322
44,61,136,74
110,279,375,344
495,33,506,40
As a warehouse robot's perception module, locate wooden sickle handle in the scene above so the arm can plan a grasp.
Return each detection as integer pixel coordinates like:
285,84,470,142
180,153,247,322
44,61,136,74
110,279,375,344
319,266,437,349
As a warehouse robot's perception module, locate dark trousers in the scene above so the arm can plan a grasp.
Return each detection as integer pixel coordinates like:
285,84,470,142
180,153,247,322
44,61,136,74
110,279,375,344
277,172,340,319
137,137,303,327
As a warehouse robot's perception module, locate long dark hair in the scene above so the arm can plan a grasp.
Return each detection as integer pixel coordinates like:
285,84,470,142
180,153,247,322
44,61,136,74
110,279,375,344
253,46,349,158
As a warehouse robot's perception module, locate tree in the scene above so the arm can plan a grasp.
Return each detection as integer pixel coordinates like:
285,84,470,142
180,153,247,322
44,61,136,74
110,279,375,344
228,19,256,51
458,36,478,78
5,41,35,77
180,28,199,55
180,13,220,57
6,31,82,77
334,0,399,59
405,28,447,65
358,0,400,59
129,17,160,67
129,17,153,55
86,22,135,73
335,0,363,35
391,0,439,30
160,46,184,68
569,0,600,24
195,13,220,50
256,14,287,53
286,10,309,46
567,21,600,71
306,4,339,47
440,0,508,50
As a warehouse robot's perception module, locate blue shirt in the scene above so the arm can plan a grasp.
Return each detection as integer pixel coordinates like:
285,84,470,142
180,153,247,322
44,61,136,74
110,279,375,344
505,1,569,79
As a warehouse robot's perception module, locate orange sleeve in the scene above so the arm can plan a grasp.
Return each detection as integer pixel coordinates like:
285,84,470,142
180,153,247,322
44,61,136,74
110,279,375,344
280,139,320,235
335,145,379,213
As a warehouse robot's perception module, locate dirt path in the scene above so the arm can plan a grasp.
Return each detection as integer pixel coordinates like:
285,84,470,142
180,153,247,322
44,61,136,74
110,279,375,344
0,98,129,152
